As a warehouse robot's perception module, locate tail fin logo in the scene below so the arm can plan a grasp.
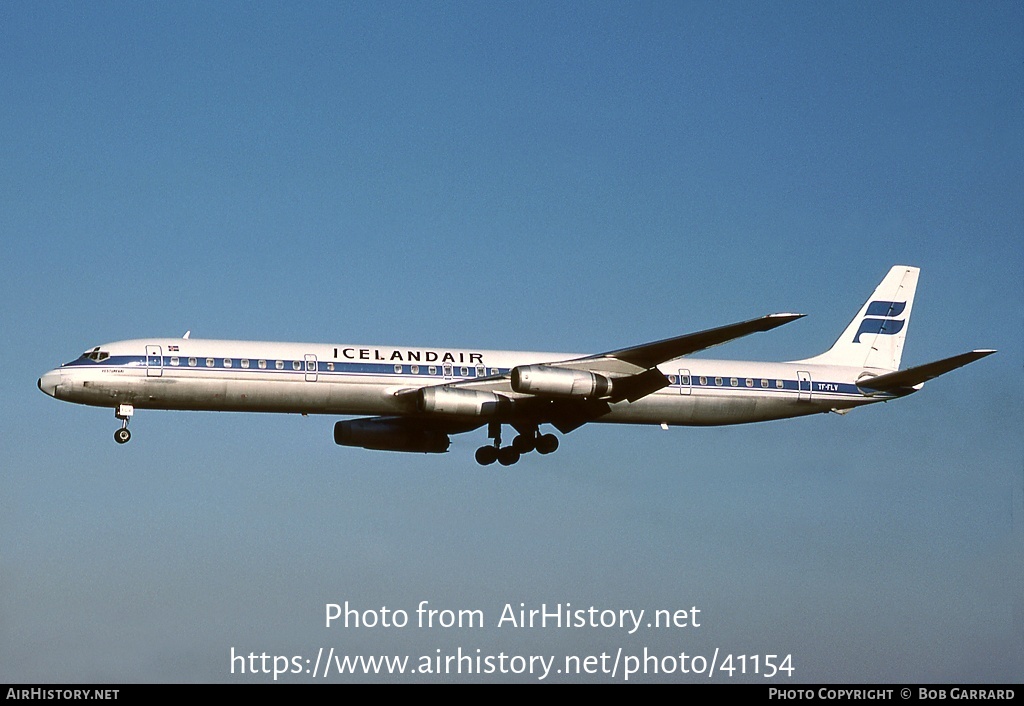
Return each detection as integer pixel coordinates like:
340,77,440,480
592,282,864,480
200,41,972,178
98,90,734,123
853,300,906,343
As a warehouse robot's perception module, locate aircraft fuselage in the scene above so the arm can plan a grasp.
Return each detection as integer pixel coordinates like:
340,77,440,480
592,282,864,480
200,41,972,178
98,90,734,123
39,337,890,427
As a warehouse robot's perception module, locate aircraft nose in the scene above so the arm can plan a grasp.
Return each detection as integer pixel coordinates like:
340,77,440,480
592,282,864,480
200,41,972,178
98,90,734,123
38,369,61,398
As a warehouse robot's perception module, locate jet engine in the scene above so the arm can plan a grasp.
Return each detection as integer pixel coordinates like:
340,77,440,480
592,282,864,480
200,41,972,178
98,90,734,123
510,365,613,399
334,418,450,453
417,387,512,417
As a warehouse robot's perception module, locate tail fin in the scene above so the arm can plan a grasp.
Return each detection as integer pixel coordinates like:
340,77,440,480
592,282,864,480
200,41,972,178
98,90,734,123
800,265,919,371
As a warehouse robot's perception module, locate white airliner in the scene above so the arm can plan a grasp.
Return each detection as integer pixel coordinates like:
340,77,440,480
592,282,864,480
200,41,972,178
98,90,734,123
38,266,994,465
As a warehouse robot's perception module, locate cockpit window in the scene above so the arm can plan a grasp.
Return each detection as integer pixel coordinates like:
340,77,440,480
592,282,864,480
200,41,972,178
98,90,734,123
80,347,110,362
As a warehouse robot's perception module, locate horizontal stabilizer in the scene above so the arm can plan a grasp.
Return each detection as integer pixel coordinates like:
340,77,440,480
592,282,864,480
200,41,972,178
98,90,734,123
857,349,996,393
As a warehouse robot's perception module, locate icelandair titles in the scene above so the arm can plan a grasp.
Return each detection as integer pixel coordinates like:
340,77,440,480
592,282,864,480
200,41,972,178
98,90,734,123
334,347,484,365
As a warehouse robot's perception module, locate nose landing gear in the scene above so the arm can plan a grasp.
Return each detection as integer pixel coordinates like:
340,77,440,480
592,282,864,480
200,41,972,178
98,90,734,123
114,404,134,444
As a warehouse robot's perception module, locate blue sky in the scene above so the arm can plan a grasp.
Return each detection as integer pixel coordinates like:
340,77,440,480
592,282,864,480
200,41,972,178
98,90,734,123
2,1,1021,682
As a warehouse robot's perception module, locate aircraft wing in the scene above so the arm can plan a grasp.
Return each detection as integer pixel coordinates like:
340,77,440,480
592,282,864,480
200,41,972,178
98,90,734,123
440,312,804,406
856,349,997,394
551,312,805,375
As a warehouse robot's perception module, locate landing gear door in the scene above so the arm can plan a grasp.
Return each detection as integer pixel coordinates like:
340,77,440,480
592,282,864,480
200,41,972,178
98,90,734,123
146,345,163,377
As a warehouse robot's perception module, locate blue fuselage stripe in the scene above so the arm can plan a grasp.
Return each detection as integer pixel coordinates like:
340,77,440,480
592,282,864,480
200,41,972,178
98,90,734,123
62,355,877,399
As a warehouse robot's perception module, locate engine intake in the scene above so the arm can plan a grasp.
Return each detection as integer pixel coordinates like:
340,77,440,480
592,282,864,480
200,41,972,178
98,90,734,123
510,365,613,399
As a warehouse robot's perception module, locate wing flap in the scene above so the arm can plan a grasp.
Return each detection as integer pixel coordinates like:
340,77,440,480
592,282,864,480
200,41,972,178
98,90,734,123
608,366,672,403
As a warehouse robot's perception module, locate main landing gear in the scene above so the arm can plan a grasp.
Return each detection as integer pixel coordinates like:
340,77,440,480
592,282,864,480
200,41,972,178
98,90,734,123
475,421,559,466
114,404,134,444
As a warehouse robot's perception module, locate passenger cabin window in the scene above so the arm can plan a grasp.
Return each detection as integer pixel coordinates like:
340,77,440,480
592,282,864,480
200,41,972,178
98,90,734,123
292,361,301,371
490,368,499,376
258,359,267,369
429,366,437,375
275,360,284,370
327,362,335,372
715,377,723,386
681,375,690,385
410,365,419,374
761,379,769,388
460,366,469,376
206,358,214,367
745,378,753,387
188,357,197,367
170,357,179,366
241,359,249,369
224,359,232,368
668,375,677,384
477,366,485,377
730,377,738,387
699,376,707,385
394,364,403,374
776,380,784,389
